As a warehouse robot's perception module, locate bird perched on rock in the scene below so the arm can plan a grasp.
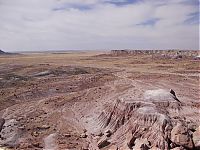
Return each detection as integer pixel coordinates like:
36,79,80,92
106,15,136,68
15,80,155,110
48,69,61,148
170,89,181,103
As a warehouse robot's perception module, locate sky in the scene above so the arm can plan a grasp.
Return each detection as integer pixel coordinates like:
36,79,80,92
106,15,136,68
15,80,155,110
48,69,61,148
0,0,199,52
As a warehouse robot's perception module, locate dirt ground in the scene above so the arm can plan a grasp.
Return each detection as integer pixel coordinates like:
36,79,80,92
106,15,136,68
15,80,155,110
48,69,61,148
0,51,199,150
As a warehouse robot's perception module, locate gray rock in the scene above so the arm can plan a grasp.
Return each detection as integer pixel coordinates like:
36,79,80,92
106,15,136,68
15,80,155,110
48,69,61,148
193,126,200,149
98,136,110,149
64,133,71,137
171,123,194,149
80,133,87,138
133,138,150,150
0,118,5,132
105,130,112,137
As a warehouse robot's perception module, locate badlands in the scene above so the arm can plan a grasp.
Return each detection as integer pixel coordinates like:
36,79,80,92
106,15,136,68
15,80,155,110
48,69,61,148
0,50,199,150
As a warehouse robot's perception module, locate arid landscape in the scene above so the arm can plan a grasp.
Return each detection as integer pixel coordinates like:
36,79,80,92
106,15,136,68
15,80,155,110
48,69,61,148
0,50,199,150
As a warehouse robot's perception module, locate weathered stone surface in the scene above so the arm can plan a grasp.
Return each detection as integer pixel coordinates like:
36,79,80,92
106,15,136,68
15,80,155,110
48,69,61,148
193,126,200,148
105,130,112,137
98,136,110,149
80,133,87,138
81,142,89,150
98,98,173,149
171,123,194,149
37,125,50,130
0,118,5,132
108,145,118,150
0,119,20,147
64,133,71,137
110,50,199,58
133,138,150,150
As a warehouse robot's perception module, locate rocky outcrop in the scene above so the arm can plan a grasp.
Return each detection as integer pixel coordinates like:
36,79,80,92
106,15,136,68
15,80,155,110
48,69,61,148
95,89,197,149
171,123,194,149
133,138,150,150
193,126,200,149
0,119,20,147
0,118,5,132
110,50,199,58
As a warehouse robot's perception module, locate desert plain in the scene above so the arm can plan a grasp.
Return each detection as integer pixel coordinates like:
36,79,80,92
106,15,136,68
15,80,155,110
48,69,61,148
0,50,199,150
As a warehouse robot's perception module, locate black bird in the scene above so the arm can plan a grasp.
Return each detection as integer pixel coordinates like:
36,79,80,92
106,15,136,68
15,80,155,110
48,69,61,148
170,89,181,103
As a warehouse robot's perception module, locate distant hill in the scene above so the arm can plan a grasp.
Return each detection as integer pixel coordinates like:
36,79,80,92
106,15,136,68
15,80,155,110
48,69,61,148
0,50,19,55
0,49,6,54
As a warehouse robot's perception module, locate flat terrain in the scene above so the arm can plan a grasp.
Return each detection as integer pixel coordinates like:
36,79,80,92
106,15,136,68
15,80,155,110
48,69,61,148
0,51,199,150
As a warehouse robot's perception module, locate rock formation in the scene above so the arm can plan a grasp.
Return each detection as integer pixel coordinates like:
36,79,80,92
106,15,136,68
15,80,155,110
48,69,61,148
94,89,197,150
193,126,200,149
110,50,199,58
0,118,5,132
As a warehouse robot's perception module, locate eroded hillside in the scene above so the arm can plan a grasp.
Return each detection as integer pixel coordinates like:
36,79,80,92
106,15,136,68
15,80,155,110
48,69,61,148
0,51,199,150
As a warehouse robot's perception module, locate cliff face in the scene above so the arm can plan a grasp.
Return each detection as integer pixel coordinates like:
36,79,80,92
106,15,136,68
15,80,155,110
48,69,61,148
110,50,199,58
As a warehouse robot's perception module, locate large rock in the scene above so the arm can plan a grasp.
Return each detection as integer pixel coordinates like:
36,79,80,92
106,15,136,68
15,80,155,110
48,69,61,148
0,119,20,147
98,136,110,149
94,89,197,149
133,138,150,150
98,99,172,149
193,126,200,148
0,118,5,132
171,123,194,149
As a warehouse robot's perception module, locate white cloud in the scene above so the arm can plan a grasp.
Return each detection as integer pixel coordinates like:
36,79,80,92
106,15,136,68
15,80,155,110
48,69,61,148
0,0,199,51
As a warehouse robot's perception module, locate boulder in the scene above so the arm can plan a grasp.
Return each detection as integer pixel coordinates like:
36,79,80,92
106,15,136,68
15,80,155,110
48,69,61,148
105,130,112,137
193,126,200,148
171,123,194,149
80,133,87,138
133,138,150,150
98,136,110,149
64,133,71,137
37,125,50,130
0,118,5,132
0,119,20,147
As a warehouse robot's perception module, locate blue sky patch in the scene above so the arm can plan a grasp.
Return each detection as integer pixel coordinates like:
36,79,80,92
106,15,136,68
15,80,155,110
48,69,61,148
184,12,199,25
180,0,199,6
136,18,160,26
104,0,141,6
53,3,93,11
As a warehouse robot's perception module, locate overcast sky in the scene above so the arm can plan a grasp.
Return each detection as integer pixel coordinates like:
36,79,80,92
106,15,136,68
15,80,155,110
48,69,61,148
0,0,199,52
